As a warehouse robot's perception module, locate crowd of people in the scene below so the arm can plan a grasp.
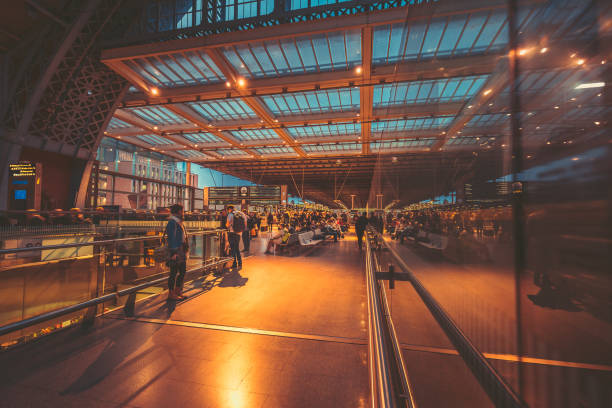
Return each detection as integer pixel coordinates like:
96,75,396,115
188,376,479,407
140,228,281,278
387,206,512,243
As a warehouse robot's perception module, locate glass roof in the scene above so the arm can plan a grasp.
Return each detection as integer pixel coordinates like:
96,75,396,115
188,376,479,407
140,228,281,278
182,132,225,144
287,122,360,139
217,149,251,157
302,142,361,154
106,1,595,161
223,29,361,78
188,99,257,122
371,139,436,151
255,146,297,156
137,134,174,145
107,118,133,130
446,135,497,146
125,50,225,88
372,116,453,135
261,88,360,116
228,128,280,141
178,150,209,158
126,106,190,125
466,114,508,128
373,75,488,107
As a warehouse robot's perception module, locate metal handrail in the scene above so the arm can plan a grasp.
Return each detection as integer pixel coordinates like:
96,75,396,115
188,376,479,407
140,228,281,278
369,230,417,407
366,228,394,407
0,257,231,337
0,229,227,255
375,230,525,408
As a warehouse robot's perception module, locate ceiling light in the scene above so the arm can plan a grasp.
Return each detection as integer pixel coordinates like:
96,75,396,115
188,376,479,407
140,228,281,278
572,157,579,161
570,53,576,58
468,105,473,109
225,81,231,88
153,126,158,130
576,59,585,65
274,119,279,123
594,121,601,125
602,60,606,65
540,47,548,54
355,66,363,74
554,105,560,109
575,82,605,89
483,89,492,96
237,78,246,88
150,87,159,95
518,48,530,56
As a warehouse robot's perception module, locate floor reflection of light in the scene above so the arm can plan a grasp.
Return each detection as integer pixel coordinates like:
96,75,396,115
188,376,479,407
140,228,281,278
226,389,247,408
218,347,250,407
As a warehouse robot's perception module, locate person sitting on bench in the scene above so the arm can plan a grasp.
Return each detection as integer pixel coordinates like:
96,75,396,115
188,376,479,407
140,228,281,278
265,224,290,254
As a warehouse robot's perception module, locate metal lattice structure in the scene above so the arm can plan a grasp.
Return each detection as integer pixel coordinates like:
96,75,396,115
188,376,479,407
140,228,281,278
3,0,129,160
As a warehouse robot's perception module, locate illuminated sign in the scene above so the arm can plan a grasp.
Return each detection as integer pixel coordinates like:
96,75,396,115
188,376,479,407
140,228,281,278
9,162,37,177
8,161,42,210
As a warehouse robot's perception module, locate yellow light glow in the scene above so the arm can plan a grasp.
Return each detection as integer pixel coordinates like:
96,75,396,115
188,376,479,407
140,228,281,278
150,87,159,95
518,48,530,56
153,126,158,130
483,89,492,96
237,78,246,87
576,59,585,65
355,66,363,74
225,81,231,88
594,121,600,125
570,53,576,58
540,47,548,54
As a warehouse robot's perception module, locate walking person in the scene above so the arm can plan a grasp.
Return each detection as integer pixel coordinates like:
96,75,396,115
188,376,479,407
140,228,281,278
355,212,368,251
166,204,188,300
226,205,248,269
242,212,255,254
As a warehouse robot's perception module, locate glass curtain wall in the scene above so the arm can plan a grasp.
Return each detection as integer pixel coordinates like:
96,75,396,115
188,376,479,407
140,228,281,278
371,1,611,407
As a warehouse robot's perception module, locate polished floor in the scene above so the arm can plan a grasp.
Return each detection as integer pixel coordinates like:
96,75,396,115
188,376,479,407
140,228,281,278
0,237,370,408
0,234,529,408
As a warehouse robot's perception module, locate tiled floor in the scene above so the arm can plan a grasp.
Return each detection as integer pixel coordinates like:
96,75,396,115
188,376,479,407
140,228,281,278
0,237,370,408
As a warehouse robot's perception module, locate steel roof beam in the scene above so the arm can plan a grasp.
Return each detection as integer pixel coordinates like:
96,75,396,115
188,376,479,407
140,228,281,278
117,54,498,104
360,26,373,155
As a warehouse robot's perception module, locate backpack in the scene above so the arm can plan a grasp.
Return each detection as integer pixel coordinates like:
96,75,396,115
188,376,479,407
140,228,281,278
232,211,246,233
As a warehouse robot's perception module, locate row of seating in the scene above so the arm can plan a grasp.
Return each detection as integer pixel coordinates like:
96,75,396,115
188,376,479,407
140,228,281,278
277,228,333,255
405,230,448,251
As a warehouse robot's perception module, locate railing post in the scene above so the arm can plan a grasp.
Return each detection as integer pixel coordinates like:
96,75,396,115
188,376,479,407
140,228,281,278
83,242,104,327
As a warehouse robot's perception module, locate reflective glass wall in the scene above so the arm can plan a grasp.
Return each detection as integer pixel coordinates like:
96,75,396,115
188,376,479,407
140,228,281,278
370,1,611,407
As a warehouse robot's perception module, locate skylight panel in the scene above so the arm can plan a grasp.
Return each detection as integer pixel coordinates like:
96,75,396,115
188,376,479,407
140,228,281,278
229,128,279,141
183,132,222,144
455,12,489,53
421,19,446,58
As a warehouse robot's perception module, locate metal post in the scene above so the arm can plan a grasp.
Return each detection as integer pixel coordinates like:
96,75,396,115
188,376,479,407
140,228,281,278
508,0,525,399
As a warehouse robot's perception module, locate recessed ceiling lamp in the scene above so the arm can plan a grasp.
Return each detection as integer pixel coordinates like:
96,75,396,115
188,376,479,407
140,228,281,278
355,66,363,74
150,87,159,95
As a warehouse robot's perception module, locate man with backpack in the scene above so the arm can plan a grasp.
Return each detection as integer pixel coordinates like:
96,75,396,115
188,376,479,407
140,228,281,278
226,205,248,269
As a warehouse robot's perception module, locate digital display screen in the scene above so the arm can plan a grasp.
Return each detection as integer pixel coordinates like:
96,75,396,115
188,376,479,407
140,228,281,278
12,180,28,185
14,190,27,200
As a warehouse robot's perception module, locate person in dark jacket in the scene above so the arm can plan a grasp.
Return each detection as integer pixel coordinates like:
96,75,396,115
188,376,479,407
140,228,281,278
165,204,188,300
355,212,368,251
